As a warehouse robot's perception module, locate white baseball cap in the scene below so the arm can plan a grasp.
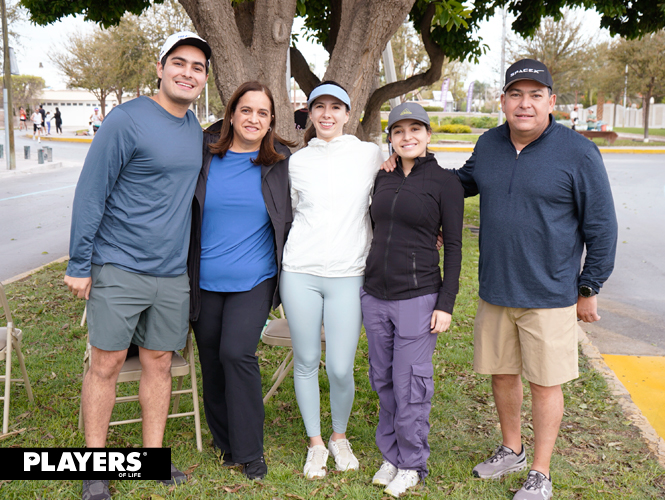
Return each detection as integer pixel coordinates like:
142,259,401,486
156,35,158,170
159,31,211,63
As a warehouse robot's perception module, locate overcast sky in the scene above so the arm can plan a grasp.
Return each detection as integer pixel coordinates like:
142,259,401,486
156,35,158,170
10,5,608,92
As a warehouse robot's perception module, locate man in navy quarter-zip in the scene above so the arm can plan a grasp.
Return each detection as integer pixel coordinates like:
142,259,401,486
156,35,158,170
456,59,617,500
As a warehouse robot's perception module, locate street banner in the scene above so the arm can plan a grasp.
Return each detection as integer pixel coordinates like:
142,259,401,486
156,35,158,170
466,81,475,113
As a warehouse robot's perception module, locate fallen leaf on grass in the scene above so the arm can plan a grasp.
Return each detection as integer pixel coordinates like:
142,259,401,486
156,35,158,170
310,486,324,496
0,428,26,440
607,442,622,447
151,495,165,500
285,494,305,500
183,463,199,475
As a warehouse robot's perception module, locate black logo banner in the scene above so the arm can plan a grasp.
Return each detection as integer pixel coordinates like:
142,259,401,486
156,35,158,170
0,448,172,480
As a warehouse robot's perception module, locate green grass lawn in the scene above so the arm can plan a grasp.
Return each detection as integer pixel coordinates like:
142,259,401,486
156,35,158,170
614,127,665,137
1,197,664,498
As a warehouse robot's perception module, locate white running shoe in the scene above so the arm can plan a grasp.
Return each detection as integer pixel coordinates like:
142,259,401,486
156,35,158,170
384,469,419,498
372,460,398,486
303,445,329,479
328,437,359,471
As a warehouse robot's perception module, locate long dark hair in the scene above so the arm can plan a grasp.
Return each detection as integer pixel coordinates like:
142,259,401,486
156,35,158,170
209,81,294,166
303,80,350,144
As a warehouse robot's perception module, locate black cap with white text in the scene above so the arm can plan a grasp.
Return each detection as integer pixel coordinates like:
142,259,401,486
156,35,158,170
503,59,553,92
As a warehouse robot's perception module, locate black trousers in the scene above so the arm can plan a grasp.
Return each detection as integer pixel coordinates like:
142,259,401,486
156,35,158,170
191,276,276,463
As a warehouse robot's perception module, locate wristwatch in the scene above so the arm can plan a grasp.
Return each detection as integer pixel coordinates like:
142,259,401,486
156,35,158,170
578,285,597,298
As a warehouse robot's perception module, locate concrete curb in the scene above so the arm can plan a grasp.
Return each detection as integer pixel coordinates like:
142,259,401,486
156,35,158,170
1,255,69,286
25,133,93,144
578,326,665,468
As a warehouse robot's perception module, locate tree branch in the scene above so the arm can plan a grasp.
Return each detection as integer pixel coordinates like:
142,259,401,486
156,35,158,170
290,46,320,96
326,0,343,54
361,2,444,131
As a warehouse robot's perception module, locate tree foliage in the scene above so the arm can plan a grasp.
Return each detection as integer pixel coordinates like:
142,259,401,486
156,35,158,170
50,30,116,115
508,10,591,104
609,30,665,140
22,0,665,141
0,74,45,112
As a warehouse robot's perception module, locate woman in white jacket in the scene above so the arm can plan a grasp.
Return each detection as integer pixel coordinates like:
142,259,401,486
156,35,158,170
280,81,384,479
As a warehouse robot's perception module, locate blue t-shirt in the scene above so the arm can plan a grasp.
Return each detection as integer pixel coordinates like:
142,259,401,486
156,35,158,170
66,96,202,277
199,151,277,292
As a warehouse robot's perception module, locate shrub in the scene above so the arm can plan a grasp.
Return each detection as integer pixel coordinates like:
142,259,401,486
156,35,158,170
422,106,444,112
553,110,570,120
436,124,472,134
380,119,388,131
450,116,468,125
470,116,497,129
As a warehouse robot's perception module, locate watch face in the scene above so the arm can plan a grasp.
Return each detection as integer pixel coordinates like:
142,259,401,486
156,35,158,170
579,286,593,297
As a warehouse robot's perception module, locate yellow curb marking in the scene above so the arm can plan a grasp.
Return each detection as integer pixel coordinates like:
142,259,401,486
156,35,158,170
602,354,665,440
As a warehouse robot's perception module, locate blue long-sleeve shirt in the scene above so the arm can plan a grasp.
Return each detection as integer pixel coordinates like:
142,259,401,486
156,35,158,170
456,116,618,309
66,96,202,278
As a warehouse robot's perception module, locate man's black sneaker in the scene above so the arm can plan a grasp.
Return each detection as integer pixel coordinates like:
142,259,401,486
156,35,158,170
156,462,188,485
82,479,111,500
242,455,267,480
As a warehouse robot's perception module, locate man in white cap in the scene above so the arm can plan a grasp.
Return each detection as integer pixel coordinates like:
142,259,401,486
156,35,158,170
457,59,617,500
64,32,210,500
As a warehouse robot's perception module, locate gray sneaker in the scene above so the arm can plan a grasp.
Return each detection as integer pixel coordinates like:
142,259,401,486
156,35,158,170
472,445,527,479
82,480,111,500
513,470,553,500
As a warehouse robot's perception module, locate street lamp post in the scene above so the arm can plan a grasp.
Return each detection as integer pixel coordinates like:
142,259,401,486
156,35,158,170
1,0,15,170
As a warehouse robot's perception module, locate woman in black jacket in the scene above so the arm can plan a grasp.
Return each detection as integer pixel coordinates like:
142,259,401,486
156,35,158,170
187,81,293,480
360,102,464,497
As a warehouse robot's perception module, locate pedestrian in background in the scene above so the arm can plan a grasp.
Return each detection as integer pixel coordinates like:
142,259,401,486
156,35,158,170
31,109,42,142
54,107,63,134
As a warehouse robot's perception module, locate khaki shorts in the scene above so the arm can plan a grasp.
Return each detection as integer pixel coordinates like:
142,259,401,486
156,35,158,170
87,264,189,352
473,298,579,387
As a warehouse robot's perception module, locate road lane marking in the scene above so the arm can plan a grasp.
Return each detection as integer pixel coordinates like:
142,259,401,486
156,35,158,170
603,354,665,440
0,184,76,202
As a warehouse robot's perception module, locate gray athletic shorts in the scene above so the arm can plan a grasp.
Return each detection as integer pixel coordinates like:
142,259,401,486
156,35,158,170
87,264,189,352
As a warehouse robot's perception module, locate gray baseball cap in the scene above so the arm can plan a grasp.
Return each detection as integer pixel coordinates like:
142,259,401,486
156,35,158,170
386,102,430,132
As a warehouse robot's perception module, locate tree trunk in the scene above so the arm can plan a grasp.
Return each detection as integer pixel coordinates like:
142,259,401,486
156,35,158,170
323,0,414,139
643,81,653,142
360,2,442,143
178,0,421,144
179,0,298,142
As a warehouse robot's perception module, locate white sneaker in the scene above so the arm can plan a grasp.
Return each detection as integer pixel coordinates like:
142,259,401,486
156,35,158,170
372,460,398,486
303,445,328,479
384,469,419,497
328,437,359,471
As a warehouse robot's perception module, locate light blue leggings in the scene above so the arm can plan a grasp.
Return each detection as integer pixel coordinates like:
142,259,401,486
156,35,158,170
279,271,364,437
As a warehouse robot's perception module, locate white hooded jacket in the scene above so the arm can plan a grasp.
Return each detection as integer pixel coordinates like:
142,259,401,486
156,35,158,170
282,134,383,277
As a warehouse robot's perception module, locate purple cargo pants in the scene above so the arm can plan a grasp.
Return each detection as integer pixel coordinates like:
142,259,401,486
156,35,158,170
360,287,438,479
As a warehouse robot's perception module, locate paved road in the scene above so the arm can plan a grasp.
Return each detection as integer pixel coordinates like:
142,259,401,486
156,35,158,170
0,136,88,281
586,155,665,354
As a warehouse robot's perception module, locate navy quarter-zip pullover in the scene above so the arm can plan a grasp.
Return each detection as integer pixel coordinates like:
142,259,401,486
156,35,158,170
456,115,618,309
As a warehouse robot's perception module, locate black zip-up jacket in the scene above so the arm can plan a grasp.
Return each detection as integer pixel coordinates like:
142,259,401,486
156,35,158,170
363,153,464,313
187,120,292,321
